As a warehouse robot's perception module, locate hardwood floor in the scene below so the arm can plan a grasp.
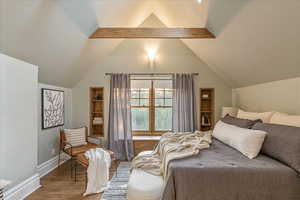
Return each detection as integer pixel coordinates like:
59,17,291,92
27,160,118,200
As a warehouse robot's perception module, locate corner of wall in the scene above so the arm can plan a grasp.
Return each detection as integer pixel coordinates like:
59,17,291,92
231,89,237,107
37,83,73,165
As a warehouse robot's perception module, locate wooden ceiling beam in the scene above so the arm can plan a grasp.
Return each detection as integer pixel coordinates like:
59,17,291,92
89,28,215,39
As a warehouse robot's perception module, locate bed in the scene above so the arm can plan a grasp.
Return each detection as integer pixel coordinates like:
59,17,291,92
128,113,300,200
162,139,300,200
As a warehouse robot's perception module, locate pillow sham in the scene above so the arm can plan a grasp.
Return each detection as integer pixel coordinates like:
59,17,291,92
252,123,300,174
221,114,262,129
237,109,274,123
270,112,300,127
64,127,87,147
213,121,267,159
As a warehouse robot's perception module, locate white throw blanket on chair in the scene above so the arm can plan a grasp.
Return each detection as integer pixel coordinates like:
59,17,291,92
83,148,111,196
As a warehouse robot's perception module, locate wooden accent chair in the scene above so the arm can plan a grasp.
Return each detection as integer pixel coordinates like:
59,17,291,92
58,126,98,178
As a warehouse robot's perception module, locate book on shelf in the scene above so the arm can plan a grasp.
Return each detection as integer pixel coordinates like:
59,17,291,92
93,117,103,125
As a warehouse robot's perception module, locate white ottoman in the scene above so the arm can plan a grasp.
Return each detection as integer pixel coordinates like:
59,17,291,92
128,151,164,200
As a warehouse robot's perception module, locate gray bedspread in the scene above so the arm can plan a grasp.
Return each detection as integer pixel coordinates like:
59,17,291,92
162,139,300,200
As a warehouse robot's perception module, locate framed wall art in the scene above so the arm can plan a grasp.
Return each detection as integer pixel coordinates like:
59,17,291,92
42,88,64,129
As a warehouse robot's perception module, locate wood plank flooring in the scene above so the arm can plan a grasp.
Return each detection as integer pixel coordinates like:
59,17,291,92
27,160,118,200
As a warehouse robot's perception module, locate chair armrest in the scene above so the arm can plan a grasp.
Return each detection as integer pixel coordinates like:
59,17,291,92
63,141,73,149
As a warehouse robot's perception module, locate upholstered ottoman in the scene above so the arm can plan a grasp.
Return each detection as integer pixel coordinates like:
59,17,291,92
127,151,164,200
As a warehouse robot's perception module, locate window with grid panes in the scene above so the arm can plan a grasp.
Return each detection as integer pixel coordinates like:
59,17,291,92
131,79,172,135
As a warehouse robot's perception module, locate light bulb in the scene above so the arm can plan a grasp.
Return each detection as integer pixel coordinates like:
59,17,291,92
147,50,157,61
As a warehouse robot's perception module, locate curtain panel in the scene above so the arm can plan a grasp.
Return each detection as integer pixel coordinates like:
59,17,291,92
108,73,134,160
172,73,197,132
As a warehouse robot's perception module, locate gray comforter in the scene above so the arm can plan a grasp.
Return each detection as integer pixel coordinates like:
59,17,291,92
162,139,300,200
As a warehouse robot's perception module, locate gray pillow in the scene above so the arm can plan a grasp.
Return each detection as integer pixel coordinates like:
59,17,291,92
221,114,262,129
252,122,300,174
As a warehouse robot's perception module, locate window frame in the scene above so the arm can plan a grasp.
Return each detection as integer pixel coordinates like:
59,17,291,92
131,88,151,132
131,81,172,136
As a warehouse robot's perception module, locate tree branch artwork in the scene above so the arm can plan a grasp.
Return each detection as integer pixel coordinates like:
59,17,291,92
42,89,64,129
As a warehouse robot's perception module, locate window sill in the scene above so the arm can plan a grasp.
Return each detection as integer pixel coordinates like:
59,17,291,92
132,136,161,141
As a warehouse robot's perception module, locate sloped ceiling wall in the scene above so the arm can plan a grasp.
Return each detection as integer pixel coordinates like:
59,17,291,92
184,0,300,87
71,14,232,134
1,0,300,88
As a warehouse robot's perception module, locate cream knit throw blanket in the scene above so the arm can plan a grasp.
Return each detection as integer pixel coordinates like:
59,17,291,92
132,131,212,178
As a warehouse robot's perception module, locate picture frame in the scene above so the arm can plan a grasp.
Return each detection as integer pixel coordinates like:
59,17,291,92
41,88,64,129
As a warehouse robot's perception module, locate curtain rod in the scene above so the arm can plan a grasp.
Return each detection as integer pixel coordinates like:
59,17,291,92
105,73,199,76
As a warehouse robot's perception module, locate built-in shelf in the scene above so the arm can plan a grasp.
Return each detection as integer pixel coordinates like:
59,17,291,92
201,98,211,100
202,124,212,127
200,88,214,131
90,87,104,137
88,135,102,140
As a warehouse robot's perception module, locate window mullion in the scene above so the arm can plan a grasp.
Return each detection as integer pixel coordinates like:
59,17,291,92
163,89,166,106
138,89,141,106
150,82,155,134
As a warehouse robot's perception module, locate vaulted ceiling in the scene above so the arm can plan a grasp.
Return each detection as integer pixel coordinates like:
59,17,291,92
1,0,300,88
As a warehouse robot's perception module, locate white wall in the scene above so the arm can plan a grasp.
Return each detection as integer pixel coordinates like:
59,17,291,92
0,54,5,177
0,54,38,190
38,83,72,165
233,77,300,114
72,16,232,144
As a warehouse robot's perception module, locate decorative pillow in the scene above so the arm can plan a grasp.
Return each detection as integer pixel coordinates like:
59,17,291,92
237,109,274,123
221,114,262,129
270,112,300,127
213,121,267,159
64,127,87,147
221,107,238,118
252,123,300,174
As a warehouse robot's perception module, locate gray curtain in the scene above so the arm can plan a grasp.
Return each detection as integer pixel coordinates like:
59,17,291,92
108,73,134,160
172,73,197,132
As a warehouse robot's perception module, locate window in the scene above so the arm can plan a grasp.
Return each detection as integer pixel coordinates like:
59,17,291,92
154,89,172,131
131,89,150,131
131,79,172,135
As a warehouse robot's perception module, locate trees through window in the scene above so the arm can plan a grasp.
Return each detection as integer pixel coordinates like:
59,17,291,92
131,79,172,135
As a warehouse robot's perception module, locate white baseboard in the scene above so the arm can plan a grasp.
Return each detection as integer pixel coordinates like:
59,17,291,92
37,153,70,178
3,174,41,200
3,153,70,200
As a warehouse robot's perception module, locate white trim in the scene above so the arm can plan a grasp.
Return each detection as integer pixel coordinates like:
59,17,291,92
3,174,40,200
37,153,70,178
3,153,70,200
133,136,161,141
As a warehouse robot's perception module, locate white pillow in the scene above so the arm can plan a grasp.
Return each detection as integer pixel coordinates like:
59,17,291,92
270,112,300,127
213,121,267,159
64,127,87,147
237,109,274,123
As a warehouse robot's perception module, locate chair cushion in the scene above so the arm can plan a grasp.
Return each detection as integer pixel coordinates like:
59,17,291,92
65,142,98,156
64,127,87,147
77,149,117,167
221,114,262,129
